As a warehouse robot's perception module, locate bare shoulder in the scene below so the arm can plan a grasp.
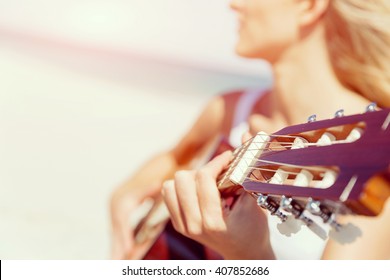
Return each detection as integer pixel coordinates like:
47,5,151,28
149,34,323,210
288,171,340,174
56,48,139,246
323,199,390,259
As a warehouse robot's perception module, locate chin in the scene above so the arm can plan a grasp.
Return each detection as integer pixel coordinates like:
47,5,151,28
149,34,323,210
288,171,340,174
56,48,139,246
235,44,264,59
235,42,282,64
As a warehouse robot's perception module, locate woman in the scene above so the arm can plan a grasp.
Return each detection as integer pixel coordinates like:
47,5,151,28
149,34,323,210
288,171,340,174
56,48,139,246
111,0,390,259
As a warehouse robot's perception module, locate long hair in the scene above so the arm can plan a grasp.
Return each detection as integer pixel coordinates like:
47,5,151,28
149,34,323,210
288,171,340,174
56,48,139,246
325,0,390,107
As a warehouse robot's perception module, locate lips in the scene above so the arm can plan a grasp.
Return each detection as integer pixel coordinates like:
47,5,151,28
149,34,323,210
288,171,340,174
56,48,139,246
238,22,245,32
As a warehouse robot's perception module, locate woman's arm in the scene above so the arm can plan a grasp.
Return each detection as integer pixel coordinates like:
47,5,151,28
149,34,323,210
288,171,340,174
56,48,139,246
322,199,390,259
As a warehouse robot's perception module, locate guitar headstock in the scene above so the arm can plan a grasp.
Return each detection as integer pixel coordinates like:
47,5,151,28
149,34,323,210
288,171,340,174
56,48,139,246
219,105,390,241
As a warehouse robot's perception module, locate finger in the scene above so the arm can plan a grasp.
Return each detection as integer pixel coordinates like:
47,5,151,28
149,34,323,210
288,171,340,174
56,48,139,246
196,151,232,230
204,151,233,178
161,179,185,233
174,170,203,234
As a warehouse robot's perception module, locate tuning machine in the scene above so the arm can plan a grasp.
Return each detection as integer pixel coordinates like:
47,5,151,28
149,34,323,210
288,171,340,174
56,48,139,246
366,102,377,112
304,199,362,243
279,197,328,240
334,109,344,118
306,199,341,228
278,196,326,239
275,196,303,236
307,114,317,123
306,199,333,221
255,194,287,222
255,194,308,237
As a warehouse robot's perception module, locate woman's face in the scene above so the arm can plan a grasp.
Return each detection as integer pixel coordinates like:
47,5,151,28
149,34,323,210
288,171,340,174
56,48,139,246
230,0,301,63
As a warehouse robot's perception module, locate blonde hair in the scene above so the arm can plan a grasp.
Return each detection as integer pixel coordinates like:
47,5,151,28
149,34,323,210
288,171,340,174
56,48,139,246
324,0,390,107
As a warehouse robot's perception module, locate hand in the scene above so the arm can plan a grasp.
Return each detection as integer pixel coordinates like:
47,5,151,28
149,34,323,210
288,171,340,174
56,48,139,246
161,151,275,259
110,183,158,259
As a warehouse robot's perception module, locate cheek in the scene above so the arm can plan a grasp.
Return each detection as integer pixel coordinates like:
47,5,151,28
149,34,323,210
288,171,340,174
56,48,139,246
235,15,298,61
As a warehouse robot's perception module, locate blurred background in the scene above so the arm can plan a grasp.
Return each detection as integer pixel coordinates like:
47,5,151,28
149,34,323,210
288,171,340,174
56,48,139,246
0,0,272,259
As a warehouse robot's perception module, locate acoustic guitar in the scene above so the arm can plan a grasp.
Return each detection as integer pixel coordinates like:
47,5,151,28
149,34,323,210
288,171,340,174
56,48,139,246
128,105,390,259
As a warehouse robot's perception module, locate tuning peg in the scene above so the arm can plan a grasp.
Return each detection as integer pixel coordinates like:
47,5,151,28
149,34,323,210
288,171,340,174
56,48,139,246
305,218,329,240
334,109,344,118
366,102,377,112
293,209,328,240
277,215,303,236
329,222,362,244
307,114,317,123
277,197,304,236
279,196,328,240
328,217,342,232
304,200,361,242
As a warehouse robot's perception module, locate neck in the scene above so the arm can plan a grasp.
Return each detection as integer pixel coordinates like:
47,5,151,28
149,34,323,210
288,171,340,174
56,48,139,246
268,24,370,125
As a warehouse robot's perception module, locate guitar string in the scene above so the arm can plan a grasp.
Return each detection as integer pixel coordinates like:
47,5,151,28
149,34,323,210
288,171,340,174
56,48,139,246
218,135,338,184
218,148,320,182
217,158,319,185
218,133,349,183
244,139,352,149
221,160,333,180
226,140,340,169
218,162,335,186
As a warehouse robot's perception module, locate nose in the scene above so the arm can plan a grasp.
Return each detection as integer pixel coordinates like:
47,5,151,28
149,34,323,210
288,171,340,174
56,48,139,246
229,0,243,12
